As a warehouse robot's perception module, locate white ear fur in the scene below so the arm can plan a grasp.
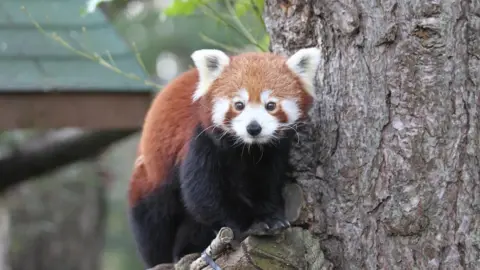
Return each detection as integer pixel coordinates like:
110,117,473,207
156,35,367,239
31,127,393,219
190,49,230,102
286,47,321,98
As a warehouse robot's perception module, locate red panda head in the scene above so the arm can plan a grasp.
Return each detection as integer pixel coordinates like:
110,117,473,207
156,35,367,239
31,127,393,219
191,48,321,145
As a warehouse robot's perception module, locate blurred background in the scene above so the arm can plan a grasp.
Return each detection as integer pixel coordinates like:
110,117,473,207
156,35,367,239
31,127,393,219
0,0,266,269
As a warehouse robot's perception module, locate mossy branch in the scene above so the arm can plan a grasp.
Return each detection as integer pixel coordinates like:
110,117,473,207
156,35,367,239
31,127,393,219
147,183,334,270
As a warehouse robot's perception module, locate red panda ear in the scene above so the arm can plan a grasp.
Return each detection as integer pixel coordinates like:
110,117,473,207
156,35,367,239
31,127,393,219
285,47,321,98
190,49,230,102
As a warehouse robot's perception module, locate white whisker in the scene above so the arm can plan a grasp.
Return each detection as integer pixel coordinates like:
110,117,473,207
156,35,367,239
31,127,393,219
278,123,301,144
255,145,264,164
195,124,218,140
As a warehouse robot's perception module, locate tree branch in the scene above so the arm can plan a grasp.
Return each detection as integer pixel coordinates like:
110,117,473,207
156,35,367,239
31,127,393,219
148,183,334,270
0,128,138,193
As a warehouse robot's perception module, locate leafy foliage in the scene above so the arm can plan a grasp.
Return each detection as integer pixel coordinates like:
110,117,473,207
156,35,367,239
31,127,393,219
164,0,264,18
163,0,268,52
235,0,265,17
259,34,270,50
163,0,211,16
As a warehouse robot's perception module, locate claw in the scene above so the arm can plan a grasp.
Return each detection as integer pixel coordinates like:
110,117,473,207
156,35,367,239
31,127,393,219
262,223,270,230
245,221,271,236
271,220,286,230
245,215,291,236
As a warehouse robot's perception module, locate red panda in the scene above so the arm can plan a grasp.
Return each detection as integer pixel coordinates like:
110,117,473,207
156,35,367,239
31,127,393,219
128,47,321,267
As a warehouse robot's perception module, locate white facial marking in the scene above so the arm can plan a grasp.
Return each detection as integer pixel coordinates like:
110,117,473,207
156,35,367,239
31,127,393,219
231,104,279,144
190,49,230,102
212,98,229,126
286,47,321,98
214,89,301,145
238,89,249,101
281,99,301,124
260,90,271,103
261,90,279,105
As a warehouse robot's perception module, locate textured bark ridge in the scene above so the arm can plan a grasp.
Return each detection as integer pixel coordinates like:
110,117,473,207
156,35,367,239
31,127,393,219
264,0,479,269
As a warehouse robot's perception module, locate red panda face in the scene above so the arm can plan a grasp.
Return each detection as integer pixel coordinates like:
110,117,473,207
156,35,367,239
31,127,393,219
191,48,321,145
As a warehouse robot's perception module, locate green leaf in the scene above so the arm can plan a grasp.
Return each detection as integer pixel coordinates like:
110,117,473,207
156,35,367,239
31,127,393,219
234,0,250,17
258,34,270,52
163,0,207,16
234,0,265,30
237,0,265,17
252,0,265,13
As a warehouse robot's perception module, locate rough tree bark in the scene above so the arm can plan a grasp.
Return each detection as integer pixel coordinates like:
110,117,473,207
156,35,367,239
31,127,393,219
264,0,479,269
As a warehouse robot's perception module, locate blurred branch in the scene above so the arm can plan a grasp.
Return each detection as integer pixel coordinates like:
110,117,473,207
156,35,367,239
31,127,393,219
0,129,138,193
199,33,244,53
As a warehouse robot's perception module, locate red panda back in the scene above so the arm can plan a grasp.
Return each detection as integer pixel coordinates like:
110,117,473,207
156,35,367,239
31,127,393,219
128,69,201,205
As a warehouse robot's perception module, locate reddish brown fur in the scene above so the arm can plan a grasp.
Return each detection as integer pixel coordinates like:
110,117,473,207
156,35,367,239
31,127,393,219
128,52,313,205
128,69,202,204
223,109,236,125
209,52,308,101
273,109,289,123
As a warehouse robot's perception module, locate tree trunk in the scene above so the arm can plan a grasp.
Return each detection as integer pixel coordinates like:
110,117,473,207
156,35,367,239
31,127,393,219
264,0,479,269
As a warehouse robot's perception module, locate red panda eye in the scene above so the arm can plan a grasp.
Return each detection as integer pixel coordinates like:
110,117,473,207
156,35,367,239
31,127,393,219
234,101,245,111
265,102,276,111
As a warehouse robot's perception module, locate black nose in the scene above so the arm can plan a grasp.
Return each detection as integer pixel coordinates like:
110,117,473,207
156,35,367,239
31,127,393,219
246,121,262,136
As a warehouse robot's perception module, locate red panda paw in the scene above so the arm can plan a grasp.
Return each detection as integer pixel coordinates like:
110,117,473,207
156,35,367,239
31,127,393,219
245,216,290,236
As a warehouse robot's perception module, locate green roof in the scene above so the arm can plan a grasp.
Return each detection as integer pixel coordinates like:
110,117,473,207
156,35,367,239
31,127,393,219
0,0,153,92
